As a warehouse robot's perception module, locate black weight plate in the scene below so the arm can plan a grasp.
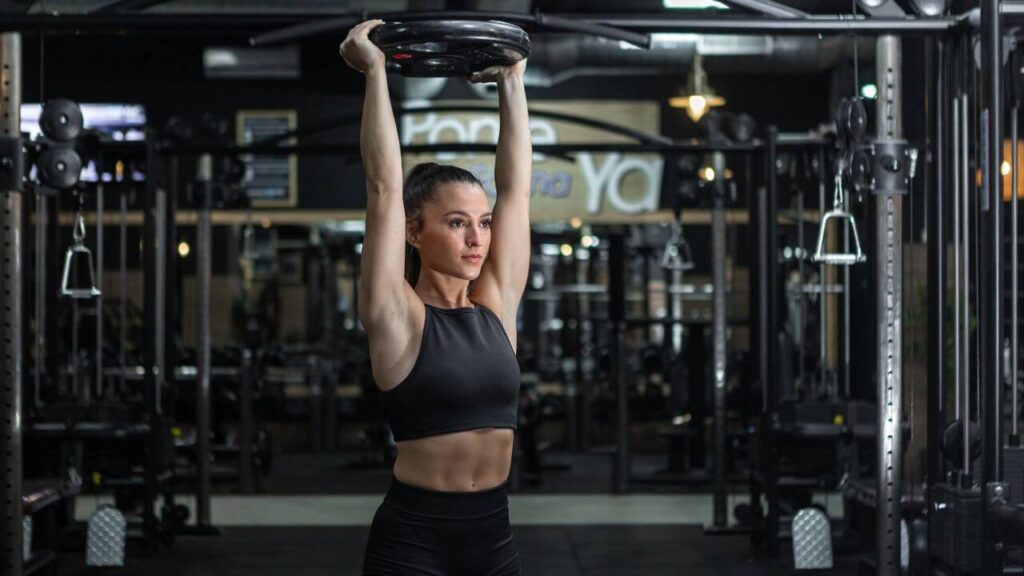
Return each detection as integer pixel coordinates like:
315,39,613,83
838,149,853,183
40,98,83,142
370,20,530,78
37,146,82,190
850,149,872,192
847,98,867,144
939,419,981,467
834,98,850,144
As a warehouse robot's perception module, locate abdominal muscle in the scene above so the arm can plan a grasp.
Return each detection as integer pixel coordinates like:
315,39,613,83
392,427,515,492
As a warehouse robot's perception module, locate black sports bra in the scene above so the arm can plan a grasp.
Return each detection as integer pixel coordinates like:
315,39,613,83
379,303,520,442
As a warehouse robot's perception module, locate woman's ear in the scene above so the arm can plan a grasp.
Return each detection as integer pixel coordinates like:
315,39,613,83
406,218,421,249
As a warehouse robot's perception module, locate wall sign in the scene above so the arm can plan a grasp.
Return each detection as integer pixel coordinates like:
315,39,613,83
236,109,298,207
400,100,663,222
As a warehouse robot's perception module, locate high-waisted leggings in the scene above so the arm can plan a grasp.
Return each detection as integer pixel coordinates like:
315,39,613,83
361,476,520,576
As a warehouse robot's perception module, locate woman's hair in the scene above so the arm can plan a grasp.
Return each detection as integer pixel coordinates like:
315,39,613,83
403,162,483,286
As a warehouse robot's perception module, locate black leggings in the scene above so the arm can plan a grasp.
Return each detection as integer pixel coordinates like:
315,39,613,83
362,476,520,576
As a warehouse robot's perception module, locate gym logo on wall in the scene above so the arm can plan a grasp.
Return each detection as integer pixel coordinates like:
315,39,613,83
400,99,663,221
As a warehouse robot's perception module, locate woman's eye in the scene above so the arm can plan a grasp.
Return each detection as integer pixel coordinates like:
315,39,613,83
481,220,492,229
449,219,465,229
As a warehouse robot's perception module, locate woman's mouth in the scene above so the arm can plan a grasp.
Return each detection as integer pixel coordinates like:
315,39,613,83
462,255,482,263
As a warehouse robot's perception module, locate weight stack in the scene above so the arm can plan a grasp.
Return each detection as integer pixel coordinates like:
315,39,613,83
1003,446,1024,505
929,483,981,572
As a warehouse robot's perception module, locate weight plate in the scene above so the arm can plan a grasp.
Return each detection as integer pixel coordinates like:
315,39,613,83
850,149,872,192
939,419,981,467
40,98,83,142
847,98,867,145
370,20,530,77
834,98,851,145
37,146,82,190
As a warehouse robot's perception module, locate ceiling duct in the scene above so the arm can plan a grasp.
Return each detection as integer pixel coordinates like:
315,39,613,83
27,0,410,13
406,0,530,11
203,45,300,79
856,0,907,16
466,0,531,11
908,0,949,16
725,0,809,17
526,34,871,86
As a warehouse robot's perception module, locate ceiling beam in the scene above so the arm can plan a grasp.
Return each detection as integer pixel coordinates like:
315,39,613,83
0,11,954,37
726,0,810,17
91,0,172,14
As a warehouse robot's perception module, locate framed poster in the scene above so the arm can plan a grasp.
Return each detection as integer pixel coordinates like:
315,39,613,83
236,109,298,207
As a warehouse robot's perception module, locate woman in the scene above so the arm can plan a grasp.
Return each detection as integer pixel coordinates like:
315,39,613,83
340,19,531,576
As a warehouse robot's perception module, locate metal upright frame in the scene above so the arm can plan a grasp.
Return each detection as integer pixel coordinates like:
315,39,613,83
195,154,213,529
610,229,629,494
0,31,23,576
710,154,729,530
141,131,167,553
755,126,781,555
925,32,946,576
875,34,905,576
981,0,1006,572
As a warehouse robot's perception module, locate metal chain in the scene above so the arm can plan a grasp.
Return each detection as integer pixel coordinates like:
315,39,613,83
834,173,845,210
72,212,86,245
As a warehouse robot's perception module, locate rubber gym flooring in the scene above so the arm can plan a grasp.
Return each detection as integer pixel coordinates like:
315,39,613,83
54,525,860,575
57,452,859,575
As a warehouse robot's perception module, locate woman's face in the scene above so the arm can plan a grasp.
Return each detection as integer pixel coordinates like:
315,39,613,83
408,181,492,281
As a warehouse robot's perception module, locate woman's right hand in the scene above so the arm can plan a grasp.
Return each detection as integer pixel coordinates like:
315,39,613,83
340,19,385,75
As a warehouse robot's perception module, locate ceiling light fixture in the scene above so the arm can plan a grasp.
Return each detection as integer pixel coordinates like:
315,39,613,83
669,54,726,123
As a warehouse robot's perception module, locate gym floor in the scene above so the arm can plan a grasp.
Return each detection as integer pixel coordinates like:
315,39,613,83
62,452,854,575
54,525,860,575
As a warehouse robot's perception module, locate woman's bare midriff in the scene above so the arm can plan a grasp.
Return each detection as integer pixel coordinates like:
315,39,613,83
392,427,515,492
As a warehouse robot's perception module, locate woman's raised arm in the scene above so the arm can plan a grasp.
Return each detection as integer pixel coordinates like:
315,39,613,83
341,21,418,340
471,60,532,338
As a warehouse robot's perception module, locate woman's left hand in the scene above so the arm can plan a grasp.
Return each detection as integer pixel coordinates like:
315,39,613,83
468,59,526,84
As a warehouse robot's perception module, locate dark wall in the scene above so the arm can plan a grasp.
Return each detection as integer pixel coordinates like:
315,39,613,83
24,34,368,209
18,32,835,212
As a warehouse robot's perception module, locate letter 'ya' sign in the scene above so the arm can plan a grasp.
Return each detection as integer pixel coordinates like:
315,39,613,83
400,100,664,222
